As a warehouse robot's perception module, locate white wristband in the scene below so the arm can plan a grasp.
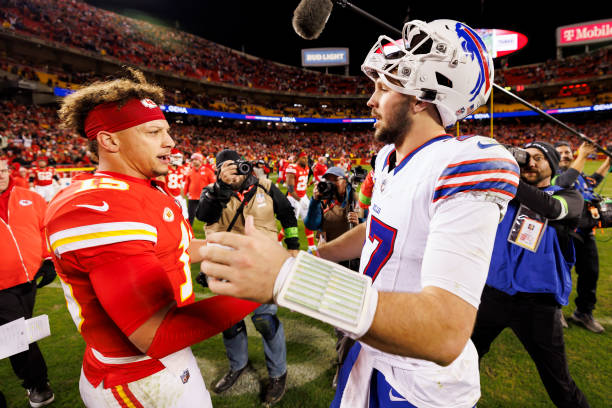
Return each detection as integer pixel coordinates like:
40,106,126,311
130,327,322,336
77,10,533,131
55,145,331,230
274,251,378,339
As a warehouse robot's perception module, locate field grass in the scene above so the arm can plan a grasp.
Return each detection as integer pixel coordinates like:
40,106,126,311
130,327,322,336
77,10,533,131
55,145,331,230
1,162,610,407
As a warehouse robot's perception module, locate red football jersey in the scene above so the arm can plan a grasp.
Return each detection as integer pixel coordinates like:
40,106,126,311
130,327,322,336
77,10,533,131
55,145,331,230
44,172,195,361
33,166,56,186
165,165,185,197
285,164,309,198
312,163,328,183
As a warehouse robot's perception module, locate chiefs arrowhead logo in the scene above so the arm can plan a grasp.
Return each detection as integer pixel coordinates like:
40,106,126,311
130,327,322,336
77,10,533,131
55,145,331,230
141,98,158,109
163,207,174,222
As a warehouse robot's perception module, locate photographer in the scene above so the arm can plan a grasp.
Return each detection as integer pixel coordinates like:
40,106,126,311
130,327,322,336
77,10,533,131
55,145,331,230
553,141,611,333
304,167,361,265
195,149,298,405
472,142,589,408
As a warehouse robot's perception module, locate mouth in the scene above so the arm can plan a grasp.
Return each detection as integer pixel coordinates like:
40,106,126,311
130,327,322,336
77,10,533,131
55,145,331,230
157,154,170,165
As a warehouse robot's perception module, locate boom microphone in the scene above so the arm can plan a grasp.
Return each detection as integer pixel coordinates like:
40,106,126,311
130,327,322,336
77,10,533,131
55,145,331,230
292,0,333,40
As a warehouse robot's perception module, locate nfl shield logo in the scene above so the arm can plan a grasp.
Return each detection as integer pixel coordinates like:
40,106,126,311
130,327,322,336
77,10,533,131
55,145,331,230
380,178,387,193
180,369,190,384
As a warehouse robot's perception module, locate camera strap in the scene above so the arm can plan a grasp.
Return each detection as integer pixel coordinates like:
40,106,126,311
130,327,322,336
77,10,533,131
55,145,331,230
226,183,269,232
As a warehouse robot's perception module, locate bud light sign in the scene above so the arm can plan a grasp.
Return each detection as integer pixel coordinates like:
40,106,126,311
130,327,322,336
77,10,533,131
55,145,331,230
302,48,349,67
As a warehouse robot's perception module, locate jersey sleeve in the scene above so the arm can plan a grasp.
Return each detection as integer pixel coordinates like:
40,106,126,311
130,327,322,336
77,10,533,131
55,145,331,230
358,170,375,208
46,191,157,258
285,165,296,175
431,137,519,218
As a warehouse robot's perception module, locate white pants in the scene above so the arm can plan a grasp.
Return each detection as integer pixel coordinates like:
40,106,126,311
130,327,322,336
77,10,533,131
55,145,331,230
173,195,189,221
287,195,310,220
79,348,212,408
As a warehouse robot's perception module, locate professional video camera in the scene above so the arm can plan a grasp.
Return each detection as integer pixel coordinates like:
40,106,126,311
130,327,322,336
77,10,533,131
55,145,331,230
348,166,368,188
505,146,530,167
316,180,337,201
234,160,253,175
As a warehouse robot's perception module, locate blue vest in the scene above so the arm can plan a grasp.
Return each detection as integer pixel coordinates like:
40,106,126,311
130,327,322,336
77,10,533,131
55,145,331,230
486,185,575,305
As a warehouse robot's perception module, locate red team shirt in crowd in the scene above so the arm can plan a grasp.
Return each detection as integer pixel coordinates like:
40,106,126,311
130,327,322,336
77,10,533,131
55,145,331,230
184,165,216,200
44,172,195,387
285,164,309,198
32,166,56,186
312,162,328,182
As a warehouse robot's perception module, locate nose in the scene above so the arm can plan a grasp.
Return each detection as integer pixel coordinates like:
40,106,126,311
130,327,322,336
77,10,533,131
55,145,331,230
367,91,378,109
162,129,175,149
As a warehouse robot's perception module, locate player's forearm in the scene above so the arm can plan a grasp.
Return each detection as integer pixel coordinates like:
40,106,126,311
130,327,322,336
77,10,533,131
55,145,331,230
360,287,476,366
317,222,366,262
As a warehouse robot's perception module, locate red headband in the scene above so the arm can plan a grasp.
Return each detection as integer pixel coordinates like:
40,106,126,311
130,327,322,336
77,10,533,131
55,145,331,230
84,98,166,140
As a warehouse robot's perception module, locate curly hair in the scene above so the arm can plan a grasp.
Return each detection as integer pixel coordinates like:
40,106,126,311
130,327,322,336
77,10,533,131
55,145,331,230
58,67,165,141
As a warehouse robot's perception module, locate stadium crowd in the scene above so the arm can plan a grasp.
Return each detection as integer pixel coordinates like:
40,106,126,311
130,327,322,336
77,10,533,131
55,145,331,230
2,97,611,172
1,0,610,98
0,0,372,95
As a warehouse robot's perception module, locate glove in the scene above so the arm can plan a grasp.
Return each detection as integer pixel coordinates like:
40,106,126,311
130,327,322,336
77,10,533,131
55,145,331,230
34,259,56,288
195,272,209,288
212,181,234,204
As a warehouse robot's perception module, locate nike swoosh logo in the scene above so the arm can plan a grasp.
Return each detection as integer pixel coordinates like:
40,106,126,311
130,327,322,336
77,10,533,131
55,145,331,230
477,141,499,149
388,389,408,402
75,201,109,212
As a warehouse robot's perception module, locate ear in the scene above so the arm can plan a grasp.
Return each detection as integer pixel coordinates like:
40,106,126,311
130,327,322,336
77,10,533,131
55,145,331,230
412,99,431,114
96,131,120,153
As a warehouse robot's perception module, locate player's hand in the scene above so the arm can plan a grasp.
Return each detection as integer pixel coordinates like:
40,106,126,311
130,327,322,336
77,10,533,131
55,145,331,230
200,216,291,303
34,259,56,288
347,211,359,224
219,160,240,185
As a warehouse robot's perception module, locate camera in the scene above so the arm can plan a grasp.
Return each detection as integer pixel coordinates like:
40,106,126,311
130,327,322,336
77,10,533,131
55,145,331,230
235,160,253,175
317,180,337,200
505,146,531,167
348,166,367,187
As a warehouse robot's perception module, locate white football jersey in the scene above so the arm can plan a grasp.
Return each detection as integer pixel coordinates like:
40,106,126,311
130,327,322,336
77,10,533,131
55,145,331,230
357,134,519,407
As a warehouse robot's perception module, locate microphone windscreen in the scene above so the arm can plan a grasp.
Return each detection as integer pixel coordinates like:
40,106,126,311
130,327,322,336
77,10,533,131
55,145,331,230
292,0,334,40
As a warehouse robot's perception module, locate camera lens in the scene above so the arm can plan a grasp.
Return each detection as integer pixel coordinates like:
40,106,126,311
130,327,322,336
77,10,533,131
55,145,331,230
236,161,253,175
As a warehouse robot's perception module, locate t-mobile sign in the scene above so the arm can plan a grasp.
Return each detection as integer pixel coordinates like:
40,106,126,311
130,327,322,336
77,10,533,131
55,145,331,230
557,19,612,46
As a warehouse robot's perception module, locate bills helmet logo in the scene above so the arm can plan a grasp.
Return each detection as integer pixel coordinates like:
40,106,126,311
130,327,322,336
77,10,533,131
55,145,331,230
455,22,491,102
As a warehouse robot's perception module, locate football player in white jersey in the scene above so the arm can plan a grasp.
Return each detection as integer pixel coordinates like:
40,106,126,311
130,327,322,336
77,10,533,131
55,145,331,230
200,19,519,408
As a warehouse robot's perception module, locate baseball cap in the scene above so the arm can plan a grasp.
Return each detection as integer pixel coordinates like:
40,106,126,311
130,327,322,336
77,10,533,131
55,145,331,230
215,149,241,165
323,166,347,179
524,141,561,174
191,152,203,161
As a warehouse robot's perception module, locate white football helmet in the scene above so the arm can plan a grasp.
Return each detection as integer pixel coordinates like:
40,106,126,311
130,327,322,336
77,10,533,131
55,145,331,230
169,149,183,166
362,19,494,127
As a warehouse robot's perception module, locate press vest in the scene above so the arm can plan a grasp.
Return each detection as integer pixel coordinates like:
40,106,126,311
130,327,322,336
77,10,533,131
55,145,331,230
486,184,575,305
204,177,277,241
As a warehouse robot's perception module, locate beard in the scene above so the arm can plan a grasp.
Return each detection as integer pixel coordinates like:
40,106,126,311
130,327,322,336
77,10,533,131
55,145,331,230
373,102,412,146
521,168,550,186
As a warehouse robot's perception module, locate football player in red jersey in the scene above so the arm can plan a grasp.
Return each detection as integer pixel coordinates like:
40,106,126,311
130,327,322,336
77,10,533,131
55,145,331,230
45,68,258,408
312,156,328,183
29,158,60,202
165,149,188,220
284,152,316,250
